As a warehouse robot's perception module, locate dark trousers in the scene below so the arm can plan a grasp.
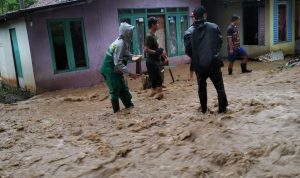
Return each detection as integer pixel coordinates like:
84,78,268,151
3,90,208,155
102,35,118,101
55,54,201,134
195,67,228,112
146,60,163,89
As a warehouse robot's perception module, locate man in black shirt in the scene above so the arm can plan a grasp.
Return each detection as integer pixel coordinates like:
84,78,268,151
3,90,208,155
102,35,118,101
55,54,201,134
144,17,168,100
184,7,228,113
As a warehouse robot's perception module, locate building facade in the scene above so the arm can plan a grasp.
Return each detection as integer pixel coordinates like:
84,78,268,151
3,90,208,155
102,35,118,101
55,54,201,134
0,0,298,94
203,0,298,57
0,0,200,93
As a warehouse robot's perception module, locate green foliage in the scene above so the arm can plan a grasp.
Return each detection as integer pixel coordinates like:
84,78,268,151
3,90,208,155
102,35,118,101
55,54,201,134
0,0,37,15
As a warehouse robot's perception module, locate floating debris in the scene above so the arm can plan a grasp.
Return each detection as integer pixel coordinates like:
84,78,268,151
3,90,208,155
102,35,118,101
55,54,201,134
285,57,300,68
257,51,284,62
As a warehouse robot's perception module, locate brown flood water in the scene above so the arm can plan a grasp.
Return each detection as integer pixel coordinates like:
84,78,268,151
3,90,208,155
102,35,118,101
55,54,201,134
0,61,299,178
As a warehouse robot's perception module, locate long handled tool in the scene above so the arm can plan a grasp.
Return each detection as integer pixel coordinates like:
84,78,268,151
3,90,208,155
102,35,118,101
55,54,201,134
163,65,175,83
161,55,175,83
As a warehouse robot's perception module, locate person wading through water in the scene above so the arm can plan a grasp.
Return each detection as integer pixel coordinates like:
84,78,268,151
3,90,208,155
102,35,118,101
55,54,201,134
100,22,142,113
227,15,252,75
184,6,228,113
144,17,168,100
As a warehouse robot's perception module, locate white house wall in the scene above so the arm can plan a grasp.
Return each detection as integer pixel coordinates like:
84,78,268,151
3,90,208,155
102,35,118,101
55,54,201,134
0,18,36,92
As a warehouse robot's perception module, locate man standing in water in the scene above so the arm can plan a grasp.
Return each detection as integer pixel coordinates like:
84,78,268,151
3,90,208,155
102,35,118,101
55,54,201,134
100,22,141,113
227,15,252,75
144,17,168,100
184,6,228,113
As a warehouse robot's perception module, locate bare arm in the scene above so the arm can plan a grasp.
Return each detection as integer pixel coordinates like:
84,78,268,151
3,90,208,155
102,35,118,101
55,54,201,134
227,37,234,51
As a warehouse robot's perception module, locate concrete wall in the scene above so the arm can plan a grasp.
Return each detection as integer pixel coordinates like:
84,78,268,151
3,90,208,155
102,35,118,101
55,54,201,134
204,1,271,58
270,0,295,54
27,0,200,93
298,1,300,36
296,1,300,52
0,18,36,91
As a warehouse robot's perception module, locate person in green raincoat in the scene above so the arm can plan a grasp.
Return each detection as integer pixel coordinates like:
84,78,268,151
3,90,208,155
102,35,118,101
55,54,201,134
100,22,142,113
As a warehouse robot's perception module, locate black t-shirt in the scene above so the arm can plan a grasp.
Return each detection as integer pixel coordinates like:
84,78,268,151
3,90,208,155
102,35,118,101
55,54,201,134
227,24,240,48
145,32,159,62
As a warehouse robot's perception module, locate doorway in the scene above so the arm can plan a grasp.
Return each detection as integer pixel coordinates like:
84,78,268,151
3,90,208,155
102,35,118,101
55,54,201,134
9,28,23,87
243,2,259,45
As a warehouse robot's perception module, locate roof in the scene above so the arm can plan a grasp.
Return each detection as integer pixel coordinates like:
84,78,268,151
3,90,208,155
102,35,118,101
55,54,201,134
29,0,81,8
0,0,90,23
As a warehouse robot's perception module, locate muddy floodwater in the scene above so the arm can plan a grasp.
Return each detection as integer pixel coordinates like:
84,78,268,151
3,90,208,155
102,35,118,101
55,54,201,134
0,61,299,178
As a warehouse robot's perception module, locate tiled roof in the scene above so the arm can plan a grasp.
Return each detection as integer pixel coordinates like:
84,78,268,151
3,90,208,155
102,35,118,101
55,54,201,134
0,0,88,22
29,0,80,9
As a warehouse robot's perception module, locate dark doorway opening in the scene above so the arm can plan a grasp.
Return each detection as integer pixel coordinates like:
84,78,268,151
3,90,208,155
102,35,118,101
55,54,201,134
243,2,259,45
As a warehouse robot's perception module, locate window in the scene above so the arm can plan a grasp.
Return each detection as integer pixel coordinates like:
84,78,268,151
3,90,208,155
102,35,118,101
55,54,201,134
135,17,145,56
274,0,292,44
278,3,287,42
166,13,189,56
180,16,189,54
295,2,300,39
118,8,189,58
243,1,265,45
168,16,178,56
135,17,146,74
48,19,88,73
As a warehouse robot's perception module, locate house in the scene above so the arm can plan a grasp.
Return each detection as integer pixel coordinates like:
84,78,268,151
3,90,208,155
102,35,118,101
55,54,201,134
203,0,299,57
0,0,200,94
0,0,298,94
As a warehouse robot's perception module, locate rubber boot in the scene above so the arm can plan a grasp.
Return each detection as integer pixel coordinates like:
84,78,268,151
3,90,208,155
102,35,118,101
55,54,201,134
228,68,233,75
241,64,252,73
201,107,208,114
120,97,134,109
219,107,227,113
111,99,120,113
218,96,228,114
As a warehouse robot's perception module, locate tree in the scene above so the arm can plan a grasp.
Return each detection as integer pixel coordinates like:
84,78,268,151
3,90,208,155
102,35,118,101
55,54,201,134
0,0,36,15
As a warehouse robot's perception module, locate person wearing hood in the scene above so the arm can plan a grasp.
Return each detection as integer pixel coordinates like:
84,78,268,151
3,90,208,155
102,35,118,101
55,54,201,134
184,6,228,113
100,22,142,113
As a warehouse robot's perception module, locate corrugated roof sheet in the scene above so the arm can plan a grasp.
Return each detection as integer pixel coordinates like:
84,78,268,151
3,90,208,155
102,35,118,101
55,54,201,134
0,0,88,22
29,0,80,9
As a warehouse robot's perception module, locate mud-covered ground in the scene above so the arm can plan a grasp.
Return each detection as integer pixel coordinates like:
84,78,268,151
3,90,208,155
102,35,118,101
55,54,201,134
0,61,299,178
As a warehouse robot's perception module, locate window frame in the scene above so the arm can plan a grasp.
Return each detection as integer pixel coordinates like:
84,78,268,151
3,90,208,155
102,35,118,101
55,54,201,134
273,0,292,44
277,1,288,42
166,12,189,56
118,8,190,59
47,18,89,74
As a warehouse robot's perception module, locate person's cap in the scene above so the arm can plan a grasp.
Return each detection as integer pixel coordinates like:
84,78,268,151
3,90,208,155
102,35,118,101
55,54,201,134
190,6,207,19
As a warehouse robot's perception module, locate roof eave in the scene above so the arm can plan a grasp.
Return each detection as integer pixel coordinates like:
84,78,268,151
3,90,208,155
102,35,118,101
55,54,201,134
0,0,91,23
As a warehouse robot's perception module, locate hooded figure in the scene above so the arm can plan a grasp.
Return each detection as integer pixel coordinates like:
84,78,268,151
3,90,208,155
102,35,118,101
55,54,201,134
100,22,137,113
184,7,228,114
